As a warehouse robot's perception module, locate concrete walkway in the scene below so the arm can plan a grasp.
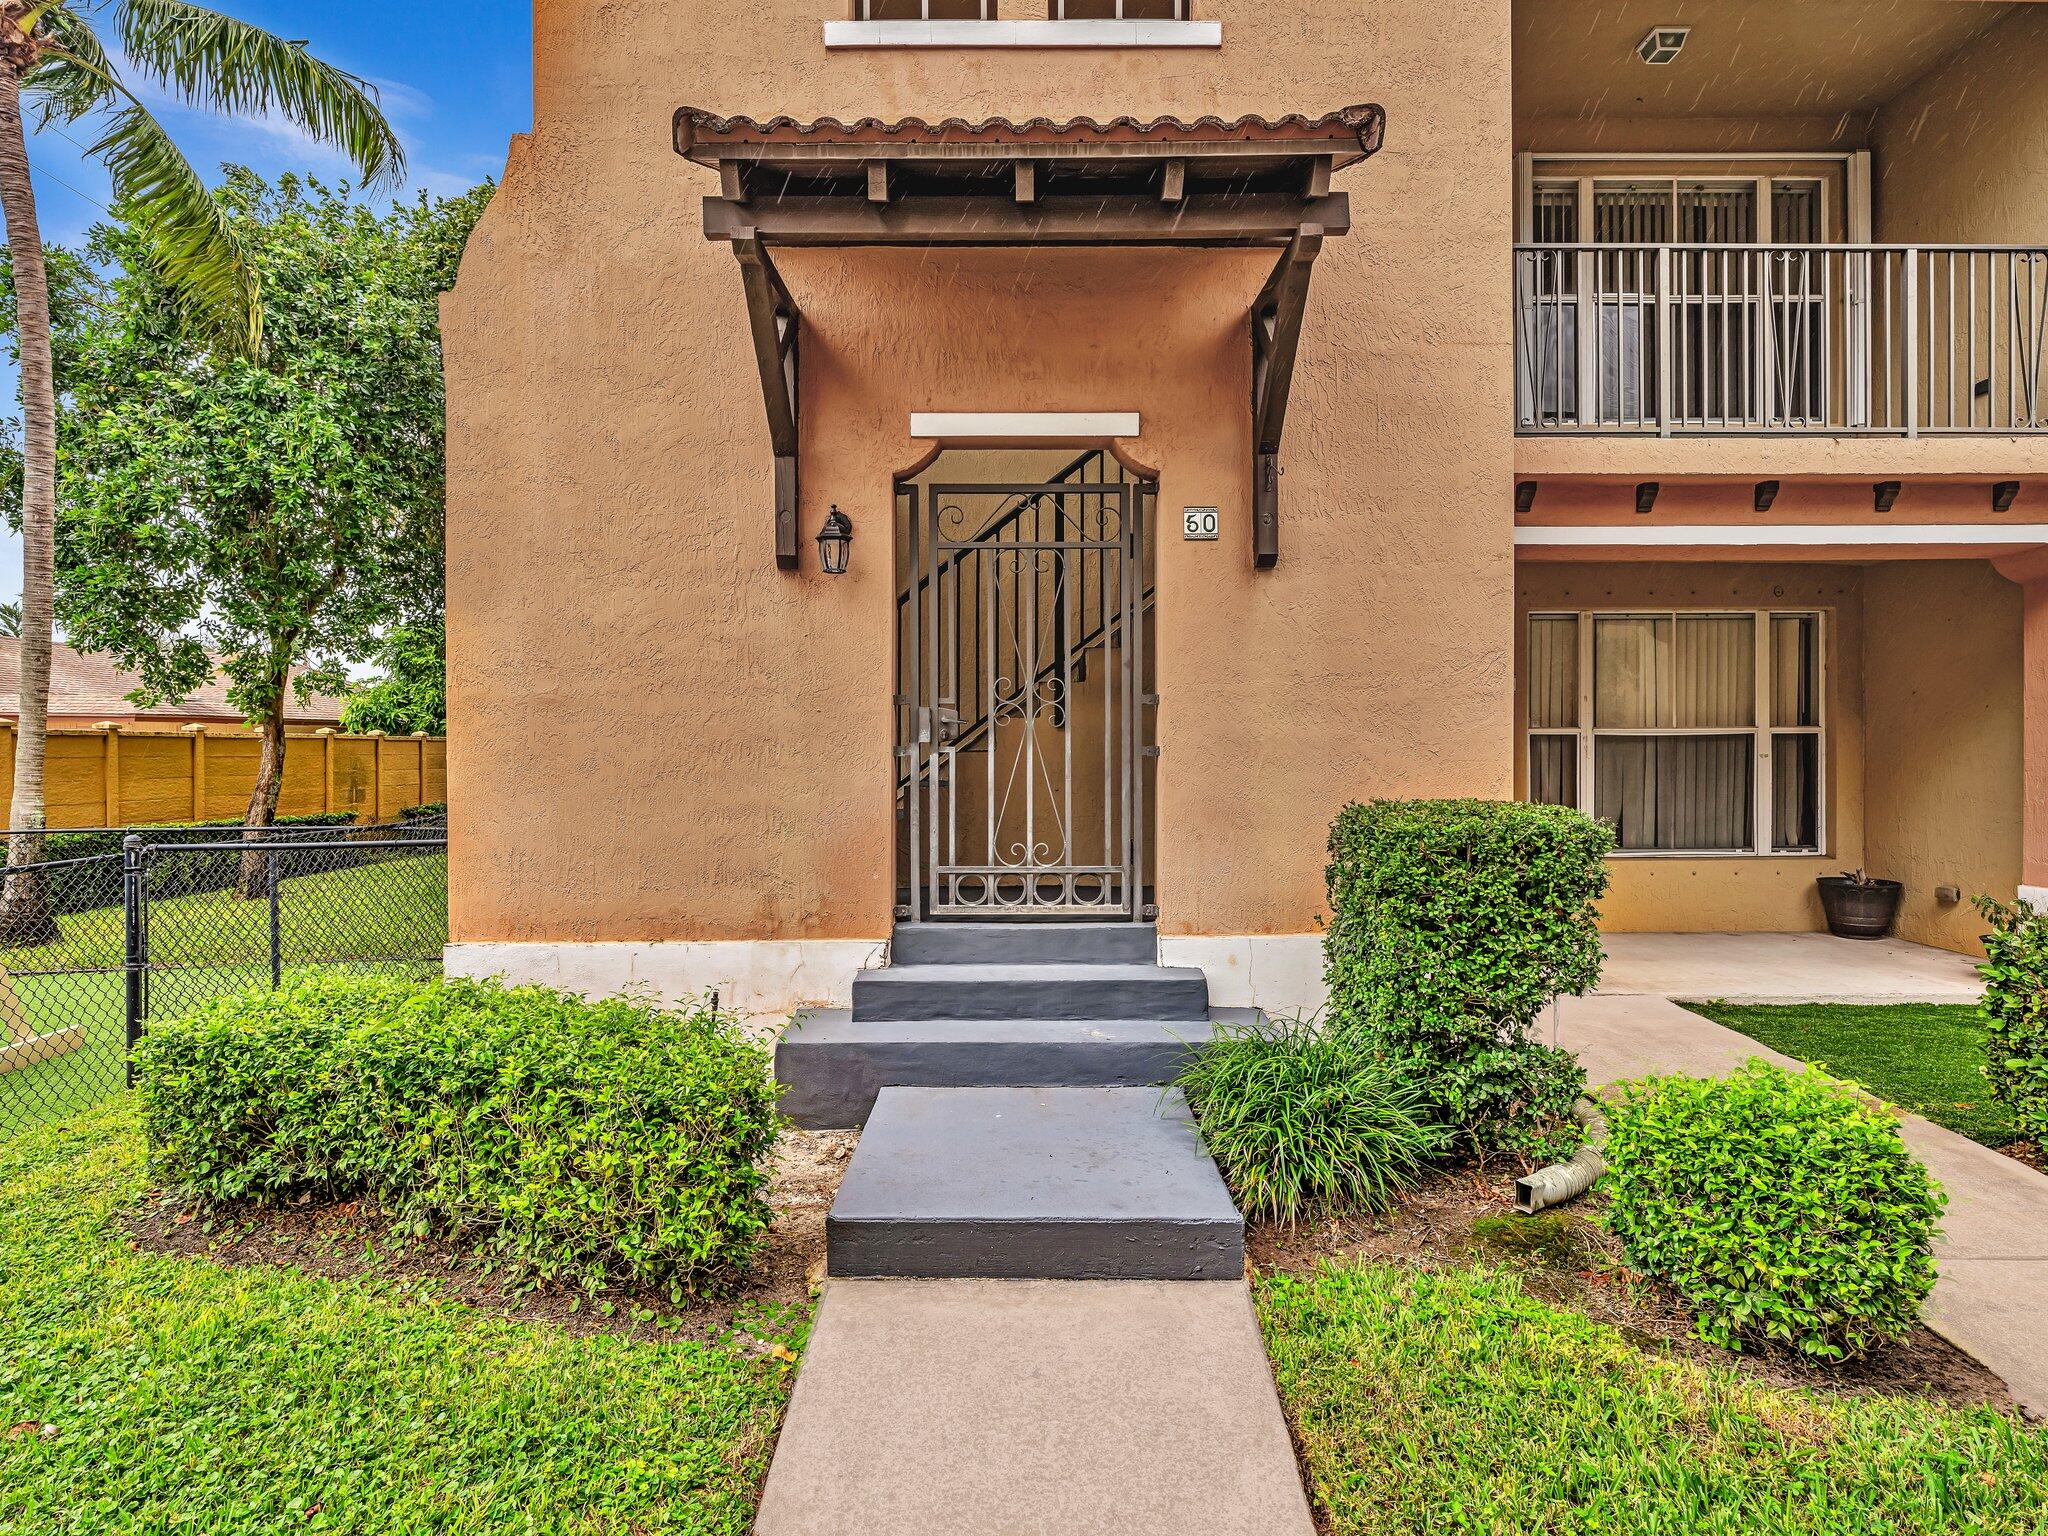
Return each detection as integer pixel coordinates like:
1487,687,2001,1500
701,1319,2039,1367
754,1278,1316,1536
1559,993,2048,1415
1597,932,1983,1004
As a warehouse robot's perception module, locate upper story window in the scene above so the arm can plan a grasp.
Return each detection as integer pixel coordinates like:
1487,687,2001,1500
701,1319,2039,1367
1529,176,1829,246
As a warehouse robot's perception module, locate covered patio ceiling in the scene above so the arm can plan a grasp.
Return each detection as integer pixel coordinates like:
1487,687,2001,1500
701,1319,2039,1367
675,105,1383,567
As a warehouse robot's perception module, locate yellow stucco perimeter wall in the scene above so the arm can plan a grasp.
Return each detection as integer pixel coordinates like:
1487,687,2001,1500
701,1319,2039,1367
441,0,1516,944
1863,562,2021,958
1515,563,1867,936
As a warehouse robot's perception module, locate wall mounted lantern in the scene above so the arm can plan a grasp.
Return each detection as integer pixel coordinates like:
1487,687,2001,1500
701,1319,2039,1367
1637,26,1690,64
816,506,854,575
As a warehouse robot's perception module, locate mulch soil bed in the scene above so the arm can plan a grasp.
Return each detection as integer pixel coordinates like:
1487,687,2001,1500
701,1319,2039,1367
1998,1139,2045,1173
124,1128,858,1352
1248,1164,2028,1418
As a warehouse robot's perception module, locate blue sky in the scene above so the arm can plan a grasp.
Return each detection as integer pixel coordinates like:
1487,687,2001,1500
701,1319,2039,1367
0,0,535,605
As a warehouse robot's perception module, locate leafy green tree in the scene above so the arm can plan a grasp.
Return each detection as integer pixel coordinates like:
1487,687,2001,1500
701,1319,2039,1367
0,0,401,940
56,172,485,874
341,620,445,737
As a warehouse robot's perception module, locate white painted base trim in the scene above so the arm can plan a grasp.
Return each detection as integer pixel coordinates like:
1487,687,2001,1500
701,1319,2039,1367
910,411,1140,440
825,20,1220,48
1159,934,1326,1017
444,941,887,1019
2021,885,2048,913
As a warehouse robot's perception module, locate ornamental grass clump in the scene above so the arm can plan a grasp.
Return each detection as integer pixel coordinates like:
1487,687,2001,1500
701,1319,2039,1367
1973,895,2048,1148
1602,1061,1944,1359
1176,1017,1446,1225
135,975,782,1299
1324,798,1613,1164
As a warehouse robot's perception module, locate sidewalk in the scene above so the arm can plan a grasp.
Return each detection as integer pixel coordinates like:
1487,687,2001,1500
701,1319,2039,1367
754,1278,1316,1536
1559,992,2048,1416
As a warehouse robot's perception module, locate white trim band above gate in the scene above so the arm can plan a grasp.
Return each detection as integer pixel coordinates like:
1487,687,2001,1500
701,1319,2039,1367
910,412,1141,440
1516,523,2048,548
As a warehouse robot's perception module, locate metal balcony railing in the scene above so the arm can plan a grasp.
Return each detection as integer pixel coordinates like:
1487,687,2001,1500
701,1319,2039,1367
1514,243,2048,436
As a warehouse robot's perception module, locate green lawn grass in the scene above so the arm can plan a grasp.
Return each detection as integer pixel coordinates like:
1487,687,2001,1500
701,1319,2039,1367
0,1106,799,1534
1258,1262,2047,1536
1683,1002,2018,1146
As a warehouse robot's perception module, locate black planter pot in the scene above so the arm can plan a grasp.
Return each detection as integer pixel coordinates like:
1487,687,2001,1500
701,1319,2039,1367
1816,876,1904,940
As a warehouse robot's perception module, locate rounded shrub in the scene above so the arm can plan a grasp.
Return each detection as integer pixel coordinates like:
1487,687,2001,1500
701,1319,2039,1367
136,975,782,1297
1602,1061,1944,1359
1973,895,2048,1148
1324,798,1613,1164
1176,1017,1446,1225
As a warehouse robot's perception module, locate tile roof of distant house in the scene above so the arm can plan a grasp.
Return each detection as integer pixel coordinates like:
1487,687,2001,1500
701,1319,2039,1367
0,639,346,726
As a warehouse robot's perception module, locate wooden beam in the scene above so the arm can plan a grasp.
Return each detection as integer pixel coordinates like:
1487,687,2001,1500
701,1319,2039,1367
732,237,803,568
704,192,1350,249
867,161,891,203
1014,160,1036,204
1160,158,1185,203
1249,226,1326,569
719,159,747,204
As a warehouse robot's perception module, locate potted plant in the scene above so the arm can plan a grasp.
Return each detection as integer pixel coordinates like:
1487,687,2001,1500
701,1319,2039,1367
1816,870,1904,940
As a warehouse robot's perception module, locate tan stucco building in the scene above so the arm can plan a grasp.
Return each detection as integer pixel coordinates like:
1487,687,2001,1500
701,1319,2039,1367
443,0,2048,1013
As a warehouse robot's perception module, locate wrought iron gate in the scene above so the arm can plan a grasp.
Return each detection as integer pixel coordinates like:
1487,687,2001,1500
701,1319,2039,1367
898,476,1150,919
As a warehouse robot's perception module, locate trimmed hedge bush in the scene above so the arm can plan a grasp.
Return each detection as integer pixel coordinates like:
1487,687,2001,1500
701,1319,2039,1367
1177,1017,1445,1224
1603,1061,1944,1359
135,975,782,1297
1974,895,2048,1148
1325,799,1613,1163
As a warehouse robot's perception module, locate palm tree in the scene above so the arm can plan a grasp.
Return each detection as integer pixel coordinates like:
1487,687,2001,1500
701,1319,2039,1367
0,600,19,636
0,2,402,942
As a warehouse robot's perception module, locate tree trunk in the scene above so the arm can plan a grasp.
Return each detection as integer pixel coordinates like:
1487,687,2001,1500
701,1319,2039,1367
237,689,288,898
0,67,60,947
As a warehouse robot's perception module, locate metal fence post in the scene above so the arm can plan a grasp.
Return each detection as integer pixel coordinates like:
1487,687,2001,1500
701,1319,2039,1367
267,848,282,989
122,834,144,1086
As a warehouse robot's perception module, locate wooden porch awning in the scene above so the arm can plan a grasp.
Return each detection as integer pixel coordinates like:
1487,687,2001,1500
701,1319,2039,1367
675,105,1383,568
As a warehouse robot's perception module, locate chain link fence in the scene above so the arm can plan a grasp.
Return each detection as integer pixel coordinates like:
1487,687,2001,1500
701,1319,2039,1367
0,821,447,1138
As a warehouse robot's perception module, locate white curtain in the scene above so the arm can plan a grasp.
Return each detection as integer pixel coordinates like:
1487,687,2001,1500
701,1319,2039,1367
1593,614,1756,851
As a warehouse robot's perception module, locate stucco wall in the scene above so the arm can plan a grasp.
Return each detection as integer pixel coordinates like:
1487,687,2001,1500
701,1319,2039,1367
1515,562,1866,935
442,0,1516,945
1874,5,2048,242
1862,561,2022,956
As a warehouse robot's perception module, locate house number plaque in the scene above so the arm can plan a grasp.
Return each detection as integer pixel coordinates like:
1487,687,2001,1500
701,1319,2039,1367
1182,507,1219,541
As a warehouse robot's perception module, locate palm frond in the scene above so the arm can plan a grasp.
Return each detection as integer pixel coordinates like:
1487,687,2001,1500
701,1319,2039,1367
20,7,116,126
84,87,261,355
115,0,404,188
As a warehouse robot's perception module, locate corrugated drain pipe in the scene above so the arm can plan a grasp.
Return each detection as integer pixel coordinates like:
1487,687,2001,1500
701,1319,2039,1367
1513,1098,1608,1216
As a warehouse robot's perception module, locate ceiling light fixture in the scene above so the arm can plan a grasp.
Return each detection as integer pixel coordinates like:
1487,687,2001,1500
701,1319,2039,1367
1637,25,1690,65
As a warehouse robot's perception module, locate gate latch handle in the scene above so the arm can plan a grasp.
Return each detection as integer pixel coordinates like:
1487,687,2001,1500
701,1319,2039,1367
936,706,962,743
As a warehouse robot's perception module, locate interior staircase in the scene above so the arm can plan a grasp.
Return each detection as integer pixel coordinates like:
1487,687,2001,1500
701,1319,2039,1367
777,922,1252,1281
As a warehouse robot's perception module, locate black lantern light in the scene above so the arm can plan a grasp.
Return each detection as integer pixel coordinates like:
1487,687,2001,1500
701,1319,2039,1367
816,505,854,576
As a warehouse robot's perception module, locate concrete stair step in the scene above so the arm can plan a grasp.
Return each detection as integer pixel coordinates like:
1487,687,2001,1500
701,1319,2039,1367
775,1007,1257,1128
827,1086,1244,1281
890,921,1158,967
851,962,1210,1023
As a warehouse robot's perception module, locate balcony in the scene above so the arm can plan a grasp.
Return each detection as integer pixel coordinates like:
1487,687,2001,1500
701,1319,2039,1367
1514,244,2048,437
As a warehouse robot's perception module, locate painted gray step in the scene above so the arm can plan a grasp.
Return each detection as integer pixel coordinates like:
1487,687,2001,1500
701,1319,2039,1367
828,1086,1244,1281
890,921,1158,967
851,963,1210,1023
776,1007,1259,1128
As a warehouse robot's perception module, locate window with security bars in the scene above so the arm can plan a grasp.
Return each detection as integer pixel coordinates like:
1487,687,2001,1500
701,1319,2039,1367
1527,610,1824,855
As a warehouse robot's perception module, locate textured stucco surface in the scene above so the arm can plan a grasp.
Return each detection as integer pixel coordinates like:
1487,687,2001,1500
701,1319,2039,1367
1874,4,2048,245
1862,560,2022,955
442,0,1516,944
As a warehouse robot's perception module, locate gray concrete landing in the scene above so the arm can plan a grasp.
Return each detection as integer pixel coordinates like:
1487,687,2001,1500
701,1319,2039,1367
752,1279,1317,1536
828,1086,1244,1280
1560,992,2048,1415
1597,931,1983,1004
